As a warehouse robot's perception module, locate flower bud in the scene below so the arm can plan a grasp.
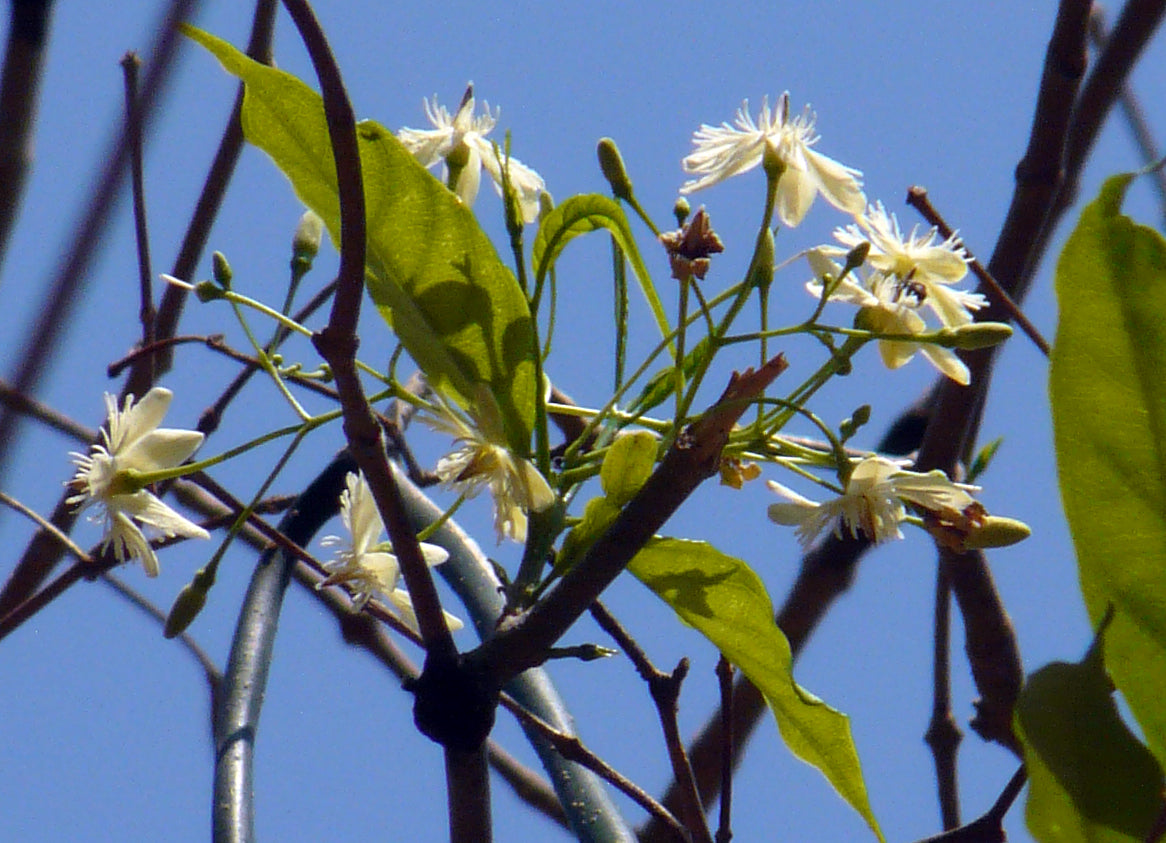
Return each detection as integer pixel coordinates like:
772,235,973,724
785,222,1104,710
194,280,227,302
935,322,1014,350
597,138,634,201
673,196,691,226
962,515,1032,549
746,227,776,292
164,568,213,638
292,210,324,262
212,251,232,289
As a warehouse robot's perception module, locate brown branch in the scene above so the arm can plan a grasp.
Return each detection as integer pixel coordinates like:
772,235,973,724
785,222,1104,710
910,766,1026,843
590,601,713,843
500,694,689,841
925,564,962,829
714,655,735,843
470,354,788,687
0,0,54,274
904,186,1049,356
0,0,278,621
120,51,157,385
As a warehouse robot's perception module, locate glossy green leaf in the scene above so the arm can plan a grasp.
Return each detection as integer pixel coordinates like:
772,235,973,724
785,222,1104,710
1050,173,1166,765
554,496,620,577
532,193,672,349
629,539,883,841
183,26,536,450
599,430,658,506
1016,632,1163,842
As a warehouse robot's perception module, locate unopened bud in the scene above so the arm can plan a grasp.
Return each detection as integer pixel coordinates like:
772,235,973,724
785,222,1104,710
746,227,776,292
842,241,871,274
164,568,213,638
212,251,232,289
673,196,691,227
962,515,1032,549
597,138,634,201
194,280,227,302
292,210,324,262
935,322,1013,350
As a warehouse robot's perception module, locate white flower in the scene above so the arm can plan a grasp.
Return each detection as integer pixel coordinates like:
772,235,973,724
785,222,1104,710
398,85,546,223
680,93,866,227
422,390,555,544
806,249,972,385
67,388,209,577
767,456,983,548
318,472,462,633
828,202,986,327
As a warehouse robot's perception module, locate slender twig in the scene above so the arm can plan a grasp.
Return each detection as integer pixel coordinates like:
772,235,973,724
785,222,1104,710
590,601,713,843
714,656,734,843
0,0,201,477
0,377,94,441
121,51,157,384
500,694,689,841
0,0,53,275
911,766,1026,843
925,564,962,829
904,186,1049,356
0,0,277,621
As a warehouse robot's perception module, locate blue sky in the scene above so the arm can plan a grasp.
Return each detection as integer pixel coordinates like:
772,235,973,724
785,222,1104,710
2,2,1165,841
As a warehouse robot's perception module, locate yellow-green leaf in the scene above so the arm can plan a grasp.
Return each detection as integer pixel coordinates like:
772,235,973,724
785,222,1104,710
1016,629,1163,842
183,26,536,450
599,430,658,506
630,538,883,841
532,193,671,349
1050,172,1166,766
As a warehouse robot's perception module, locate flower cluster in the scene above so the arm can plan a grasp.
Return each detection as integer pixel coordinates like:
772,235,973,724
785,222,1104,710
318,472,463,633
398,84,546,224
68,388,209,576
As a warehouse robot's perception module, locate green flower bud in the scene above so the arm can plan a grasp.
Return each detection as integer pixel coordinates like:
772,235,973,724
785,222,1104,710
962,515,1031,549
597,137,634,201
935,322,1014,350
211,251,232,289
194,280,226,302
673,196,691,227
164,569,213,638
746,227,776,292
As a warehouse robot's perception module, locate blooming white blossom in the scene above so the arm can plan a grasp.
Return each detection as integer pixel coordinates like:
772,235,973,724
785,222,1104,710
398,85,546,223
827,202,986,327
67,388,209,577
806,249,972,385
767,456,983,548
680,93,866,227
318,472,462,633
422,391,555,544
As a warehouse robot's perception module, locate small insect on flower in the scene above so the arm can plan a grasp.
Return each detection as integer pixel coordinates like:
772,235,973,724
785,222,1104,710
67,388,209,577
767,456,984,548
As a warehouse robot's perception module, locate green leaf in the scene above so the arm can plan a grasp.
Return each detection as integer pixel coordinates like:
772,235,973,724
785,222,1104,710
183,26,536,450
629,539,884,841
599,430,658,506
554,496,620,577
1016,630,1163,842
532,194,672,350
1050,172,1166,766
